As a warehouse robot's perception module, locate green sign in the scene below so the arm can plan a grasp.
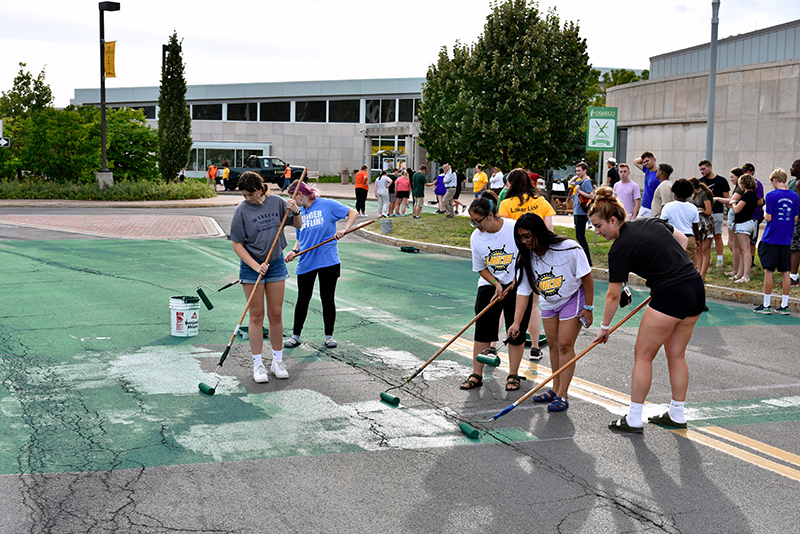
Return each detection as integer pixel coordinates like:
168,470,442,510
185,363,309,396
586,107,617,151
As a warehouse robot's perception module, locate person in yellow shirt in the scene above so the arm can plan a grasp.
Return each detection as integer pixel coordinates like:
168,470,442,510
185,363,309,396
498,168,557,362
473,164,488,197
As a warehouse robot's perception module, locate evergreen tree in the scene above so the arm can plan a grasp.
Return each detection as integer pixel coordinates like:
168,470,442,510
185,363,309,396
419,0,594,173
157,32,192,183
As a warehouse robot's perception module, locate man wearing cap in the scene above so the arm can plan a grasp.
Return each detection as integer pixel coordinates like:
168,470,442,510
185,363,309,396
742,163,765,265
698,160,730,267
442,163,457,218
605,158,620,187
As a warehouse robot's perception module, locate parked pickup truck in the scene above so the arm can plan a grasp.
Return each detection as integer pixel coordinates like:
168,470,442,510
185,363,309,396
227,156,307,190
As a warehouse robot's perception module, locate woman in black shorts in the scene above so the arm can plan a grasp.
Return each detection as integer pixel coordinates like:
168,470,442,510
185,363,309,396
589,186,705,434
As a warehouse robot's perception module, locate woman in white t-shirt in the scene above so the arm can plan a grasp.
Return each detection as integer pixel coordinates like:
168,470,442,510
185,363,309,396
660,179,700,266
461,190,533,392
509,213,595,412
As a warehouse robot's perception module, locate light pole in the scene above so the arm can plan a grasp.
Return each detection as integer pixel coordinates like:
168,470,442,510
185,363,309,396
706,0,720,162
98,1,120,189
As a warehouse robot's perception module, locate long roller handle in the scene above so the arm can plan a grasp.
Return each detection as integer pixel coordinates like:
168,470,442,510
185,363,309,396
490,296,652,421
292,219,375,257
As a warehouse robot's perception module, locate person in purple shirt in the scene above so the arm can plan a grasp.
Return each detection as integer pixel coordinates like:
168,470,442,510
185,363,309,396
753,168,799,315
634,151,659,218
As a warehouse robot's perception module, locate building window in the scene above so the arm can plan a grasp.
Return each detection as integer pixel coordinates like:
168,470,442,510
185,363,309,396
398,99,413,122
329,100,360,123
192,104,222,120
260,101,290,122
365,99,380,123
380,99,396,123
228,103,258,121
295,100,326,122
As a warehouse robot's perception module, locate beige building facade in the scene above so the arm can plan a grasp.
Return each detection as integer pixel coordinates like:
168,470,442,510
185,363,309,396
607,19,800,184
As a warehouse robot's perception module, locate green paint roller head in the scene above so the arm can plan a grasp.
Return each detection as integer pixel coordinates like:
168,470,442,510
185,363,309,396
198,382,216,395
459,422,480,439
196,287,214,310
476,354,501,366
380,392,400,405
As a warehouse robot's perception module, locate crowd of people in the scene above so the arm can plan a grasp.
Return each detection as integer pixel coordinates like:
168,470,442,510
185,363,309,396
230,151,799,435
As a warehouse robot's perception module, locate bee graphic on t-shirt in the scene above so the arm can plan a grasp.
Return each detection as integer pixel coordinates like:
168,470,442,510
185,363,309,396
485,245,514,273
536,268,564,298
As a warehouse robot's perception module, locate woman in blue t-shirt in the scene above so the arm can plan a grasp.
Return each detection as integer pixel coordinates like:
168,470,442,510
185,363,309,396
284,180,358,349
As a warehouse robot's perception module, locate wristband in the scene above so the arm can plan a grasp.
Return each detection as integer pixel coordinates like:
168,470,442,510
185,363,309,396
491,278,499,285
583,304,594,311
292,210,301,216
600,323,610,331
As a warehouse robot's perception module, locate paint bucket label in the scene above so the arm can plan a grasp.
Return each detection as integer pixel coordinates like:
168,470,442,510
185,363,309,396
170,296,200,337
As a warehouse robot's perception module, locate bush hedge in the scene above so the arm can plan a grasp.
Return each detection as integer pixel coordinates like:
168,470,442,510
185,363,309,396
0,179,216,201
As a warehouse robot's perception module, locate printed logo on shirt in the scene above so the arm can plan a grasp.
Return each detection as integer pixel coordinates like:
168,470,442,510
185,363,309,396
302,209,324,229
536,268,564,298
485,245,514,273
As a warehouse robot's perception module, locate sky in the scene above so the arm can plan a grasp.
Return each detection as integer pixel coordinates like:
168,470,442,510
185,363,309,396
2,0,800,108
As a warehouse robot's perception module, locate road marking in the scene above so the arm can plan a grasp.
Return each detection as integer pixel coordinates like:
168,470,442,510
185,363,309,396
437,335,800,481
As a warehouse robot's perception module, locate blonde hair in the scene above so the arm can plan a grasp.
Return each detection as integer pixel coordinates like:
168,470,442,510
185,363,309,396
770,168,788,184
588,186,626,222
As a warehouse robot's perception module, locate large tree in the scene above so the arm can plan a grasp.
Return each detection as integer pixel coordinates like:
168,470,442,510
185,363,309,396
419,0,594,173
157,31,192,183
0,63,54,178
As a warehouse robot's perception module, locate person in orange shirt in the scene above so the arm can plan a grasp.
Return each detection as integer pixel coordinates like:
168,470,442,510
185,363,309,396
282,164,293,192
354,164,370,217
207,163,218,189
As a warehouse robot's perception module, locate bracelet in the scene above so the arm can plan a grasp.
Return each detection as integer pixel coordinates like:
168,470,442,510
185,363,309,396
491,278,499,285
292,210,301,216
600,323,610,331
583,304,594,311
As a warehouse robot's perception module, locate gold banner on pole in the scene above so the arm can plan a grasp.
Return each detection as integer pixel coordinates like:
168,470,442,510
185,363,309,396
104,41,116,78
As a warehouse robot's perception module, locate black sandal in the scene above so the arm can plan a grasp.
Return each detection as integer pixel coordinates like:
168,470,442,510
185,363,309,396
505,374,527,391
460,373,483,390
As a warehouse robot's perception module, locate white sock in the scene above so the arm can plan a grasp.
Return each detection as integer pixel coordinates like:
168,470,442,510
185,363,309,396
668,399,686,424
253,353,263,368
792,273,799,281
272,349,283,362
717,255,723,262
764,294,771,308
782,295,790,308
626,402,644,427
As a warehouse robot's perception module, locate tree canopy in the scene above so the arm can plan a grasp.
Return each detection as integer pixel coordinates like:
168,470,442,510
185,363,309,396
157,31,192,183
418,0,595,173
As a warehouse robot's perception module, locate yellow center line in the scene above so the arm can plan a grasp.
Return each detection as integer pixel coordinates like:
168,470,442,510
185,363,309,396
435,335,800,481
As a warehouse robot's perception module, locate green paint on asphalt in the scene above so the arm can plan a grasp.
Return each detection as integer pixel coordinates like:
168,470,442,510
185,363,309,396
0,238,796,475
686,395,800,428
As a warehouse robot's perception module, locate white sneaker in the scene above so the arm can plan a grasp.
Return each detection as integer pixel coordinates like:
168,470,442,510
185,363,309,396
270,359,289,379
253,364,269,383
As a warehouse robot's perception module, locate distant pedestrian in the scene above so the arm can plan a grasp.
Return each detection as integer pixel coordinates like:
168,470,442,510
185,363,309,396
282,164,292,192
489,167,505,196
633,151,659,218
354,165,370,217
569,162,594,267
394,170,411,216
612,163,640,220
434,167,446,213
412,165,432,219
606,157,620,187
207,163,218,189
442,163,457,218
375,170,392,217
222,161,231,191
698,160,730,267
473,164,488,198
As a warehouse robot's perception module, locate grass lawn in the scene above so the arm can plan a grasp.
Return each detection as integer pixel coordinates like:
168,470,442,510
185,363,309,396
385,213,799,296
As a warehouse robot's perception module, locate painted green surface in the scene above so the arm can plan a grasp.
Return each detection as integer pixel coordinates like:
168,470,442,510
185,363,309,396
0,238,796,475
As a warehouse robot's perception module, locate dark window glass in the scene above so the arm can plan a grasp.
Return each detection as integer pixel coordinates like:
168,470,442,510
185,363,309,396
228,103,257,121
192,104,222,120
260,101,290,122
329,100,360,123
398,99,413,122
380,99,396,123
295,100,326,122
414,99,421,120
366,99,380,123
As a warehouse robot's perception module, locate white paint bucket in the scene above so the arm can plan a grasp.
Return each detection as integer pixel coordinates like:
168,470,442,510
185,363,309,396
380,217,393,234
170,296,200,337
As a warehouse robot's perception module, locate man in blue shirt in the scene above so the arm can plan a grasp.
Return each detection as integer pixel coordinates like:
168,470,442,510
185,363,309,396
753,168,799,315
634,151,659,218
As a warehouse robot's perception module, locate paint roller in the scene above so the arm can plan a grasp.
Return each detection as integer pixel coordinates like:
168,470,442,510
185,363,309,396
380,285,513,406
475,335,512,367
458,297,651,438
199,171,306,396
196,280,242,311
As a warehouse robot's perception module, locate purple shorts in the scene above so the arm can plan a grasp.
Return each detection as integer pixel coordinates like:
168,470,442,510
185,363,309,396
541,286,585,321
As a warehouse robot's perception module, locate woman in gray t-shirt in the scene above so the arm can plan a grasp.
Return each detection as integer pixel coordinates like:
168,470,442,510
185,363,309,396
230,172,302,383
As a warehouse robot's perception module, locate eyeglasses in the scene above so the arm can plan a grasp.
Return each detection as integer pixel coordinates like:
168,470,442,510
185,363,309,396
469,215,487,228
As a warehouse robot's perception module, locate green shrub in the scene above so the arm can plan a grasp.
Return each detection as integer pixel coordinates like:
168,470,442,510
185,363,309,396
0,178,215,201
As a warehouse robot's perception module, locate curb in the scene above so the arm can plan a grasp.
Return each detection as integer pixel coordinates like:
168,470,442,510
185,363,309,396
356,229,800,313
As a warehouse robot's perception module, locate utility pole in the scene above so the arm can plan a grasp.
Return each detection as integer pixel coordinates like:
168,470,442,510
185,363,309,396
706,1,721,162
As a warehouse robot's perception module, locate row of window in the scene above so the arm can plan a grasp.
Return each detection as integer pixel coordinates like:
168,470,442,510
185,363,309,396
190,98,420,123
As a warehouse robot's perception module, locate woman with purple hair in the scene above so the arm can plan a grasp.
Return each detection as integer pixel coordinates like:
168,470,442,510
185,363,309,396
284,180,358,349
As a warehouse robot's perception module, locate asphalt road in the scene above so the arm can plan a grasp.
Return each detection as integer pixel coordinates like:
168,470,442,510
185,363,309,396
1,205,799,533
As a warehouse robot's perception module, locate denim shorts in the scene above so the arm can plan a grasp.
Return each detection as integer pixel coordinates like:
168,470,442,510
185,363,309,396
239,253,289,284
734,219,756,235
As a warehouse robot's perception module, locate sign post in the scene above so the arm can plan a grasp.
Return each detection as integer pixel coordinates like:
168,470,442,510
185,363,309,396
586,106,618,152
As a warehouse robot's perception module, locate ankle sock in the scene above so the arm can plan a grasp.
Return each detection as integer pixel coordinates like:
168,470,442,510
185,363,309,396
272,349,283,362
668,399,686,424
627,402,644,427
253,353,263,368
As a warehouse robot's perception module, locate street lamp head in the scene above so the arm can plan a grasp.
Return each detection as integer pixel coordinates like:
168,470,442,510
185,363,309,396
99,2,121,11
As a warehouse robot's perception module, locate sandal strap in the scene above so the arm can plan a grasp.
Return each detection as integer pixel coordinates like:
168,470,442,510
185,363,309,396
468,373,482,381
506,374,527,381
